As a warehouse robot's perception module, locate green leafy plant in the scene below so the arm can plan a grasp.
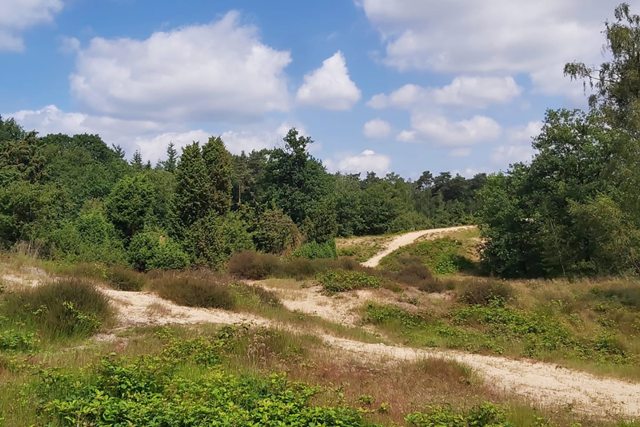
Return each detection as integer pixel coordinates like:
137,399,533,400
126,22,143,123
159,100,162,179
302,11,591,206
318,270,382,293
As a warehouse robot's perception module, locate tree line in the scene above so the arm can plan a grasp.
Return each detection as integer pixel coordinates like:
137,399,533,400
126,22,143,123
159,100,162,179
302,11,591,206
0,120,485,271
478,3,640,278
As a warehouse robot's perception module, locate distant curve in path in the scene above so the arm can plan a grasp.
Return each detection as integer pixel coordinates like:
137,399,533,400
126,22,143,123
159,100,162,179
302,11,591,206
360,225,476,268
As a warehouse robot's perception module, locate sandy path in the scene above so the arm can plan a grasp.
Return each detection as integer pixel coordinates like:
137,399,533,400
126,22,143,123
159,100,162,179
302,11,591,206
4,267,640,418
323,336,640,418
360,226,476,268
101,285,640,418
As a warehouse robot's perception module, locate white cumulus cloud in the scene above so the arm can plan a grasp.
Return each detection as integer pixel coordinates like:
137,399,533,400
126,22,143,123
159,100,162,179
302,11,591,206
358,0,615,97
296,51,362,110
69,11,292,122
0,0,63,52
434,76,522,108
368,77,522,110
324,150,391,175
398,114,502,146
363,119,391,139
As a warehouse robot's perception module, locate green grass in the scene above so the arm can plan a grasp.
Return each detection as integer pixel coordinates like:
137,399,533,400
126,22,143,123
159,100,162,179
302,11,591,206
0,279,113,345
363,287,640,380
378,237,477,274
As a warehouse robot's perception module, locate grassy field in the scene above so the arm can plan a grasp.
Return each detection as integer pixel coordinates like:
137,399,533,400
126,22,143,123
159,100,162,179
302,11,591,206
377,228,481,274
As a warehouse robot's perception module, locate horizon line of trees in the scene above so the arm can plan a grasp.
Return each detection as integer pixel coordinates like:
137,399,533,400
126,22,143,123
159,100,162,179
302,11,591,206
0,117,486,271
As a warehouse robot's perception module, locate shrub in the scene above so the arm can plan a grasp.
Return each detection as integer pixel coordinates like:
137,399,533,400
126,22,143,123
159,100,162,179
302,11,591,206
128,232,190,272
394,264,433,286
34,334,366,427
418,280,450,293
189,212,255,268
253,209,302,254
150,272,235,310
0,329,36,352
228,251,281,280
2,279,111,338
107,265,146,291
318,270,382,293
406,403,510,427
290,239,337,260
458,280,514,306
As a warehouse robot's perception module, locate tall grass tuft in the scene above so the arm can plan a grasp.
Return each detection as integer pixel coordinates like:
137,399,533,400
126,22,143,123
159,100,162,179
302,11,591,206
150,271,236,310
2,279,112,338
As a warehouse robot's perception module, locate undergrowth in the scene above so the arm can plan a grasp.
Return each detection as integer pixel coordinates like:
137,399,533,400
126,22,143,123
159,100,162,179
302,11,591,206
318,270,382,293
379,237,476,275
0,279,112,342
1,326,565,427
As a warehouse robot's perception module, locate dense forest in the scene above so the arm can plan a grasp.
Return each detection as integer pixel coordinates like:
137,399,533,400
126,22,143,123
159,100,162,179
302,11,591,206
478,3,640,279
0,119,485,271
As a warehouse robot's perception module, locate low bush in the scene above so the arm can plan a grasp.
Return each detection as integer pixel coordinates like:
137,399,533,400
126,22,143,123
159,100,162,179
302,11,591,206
417,280,453,293
2,279,111,338
106,265,146,291
0,329,36,352
406,403,513,427
291,239,338,260
318,270,382,293
458,280,514,306
228,251,281,280
34,333,367,427
394,264,433,286
150,272,235,310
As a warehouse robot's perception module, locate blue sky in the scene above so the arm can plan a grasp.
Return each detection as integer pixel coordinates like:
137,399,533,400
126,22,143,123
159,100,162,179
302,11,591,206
0,0,630,179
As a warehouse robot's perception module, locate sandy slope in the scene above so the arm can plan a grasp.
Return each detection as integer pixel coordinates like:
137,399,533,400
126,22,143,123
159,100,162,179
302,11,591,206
360,225,476,268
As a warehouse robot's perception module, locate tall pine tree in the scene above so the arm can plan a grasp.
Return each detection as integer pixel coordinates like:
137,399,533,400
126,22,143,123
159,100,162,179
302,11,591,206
170,142,211,239
202,136,233,216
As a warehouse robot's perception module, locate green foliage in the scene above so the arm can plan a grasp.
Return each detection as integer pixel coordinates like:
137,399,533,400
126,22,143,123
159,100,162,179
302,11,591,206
254,209,302,254
318,270,382,293
262,128,335,226
291,239,338,260
202,136,233,215
0,329,36,352
128,231,189,272
105,174,156,240
380,238,475,275
0,131,45,186
39,133,128,207
33,333,369,427
189,212,254,268
406,403,513,427
170,142,211,239
0,181,71,249
1,279,111,339
48,202,127,265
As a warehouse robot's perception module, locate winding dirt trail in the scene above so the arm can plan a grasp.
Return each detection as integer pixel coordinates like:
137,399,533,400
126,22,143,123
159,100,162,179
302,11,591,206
360,225,476,268
4,258,640,418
